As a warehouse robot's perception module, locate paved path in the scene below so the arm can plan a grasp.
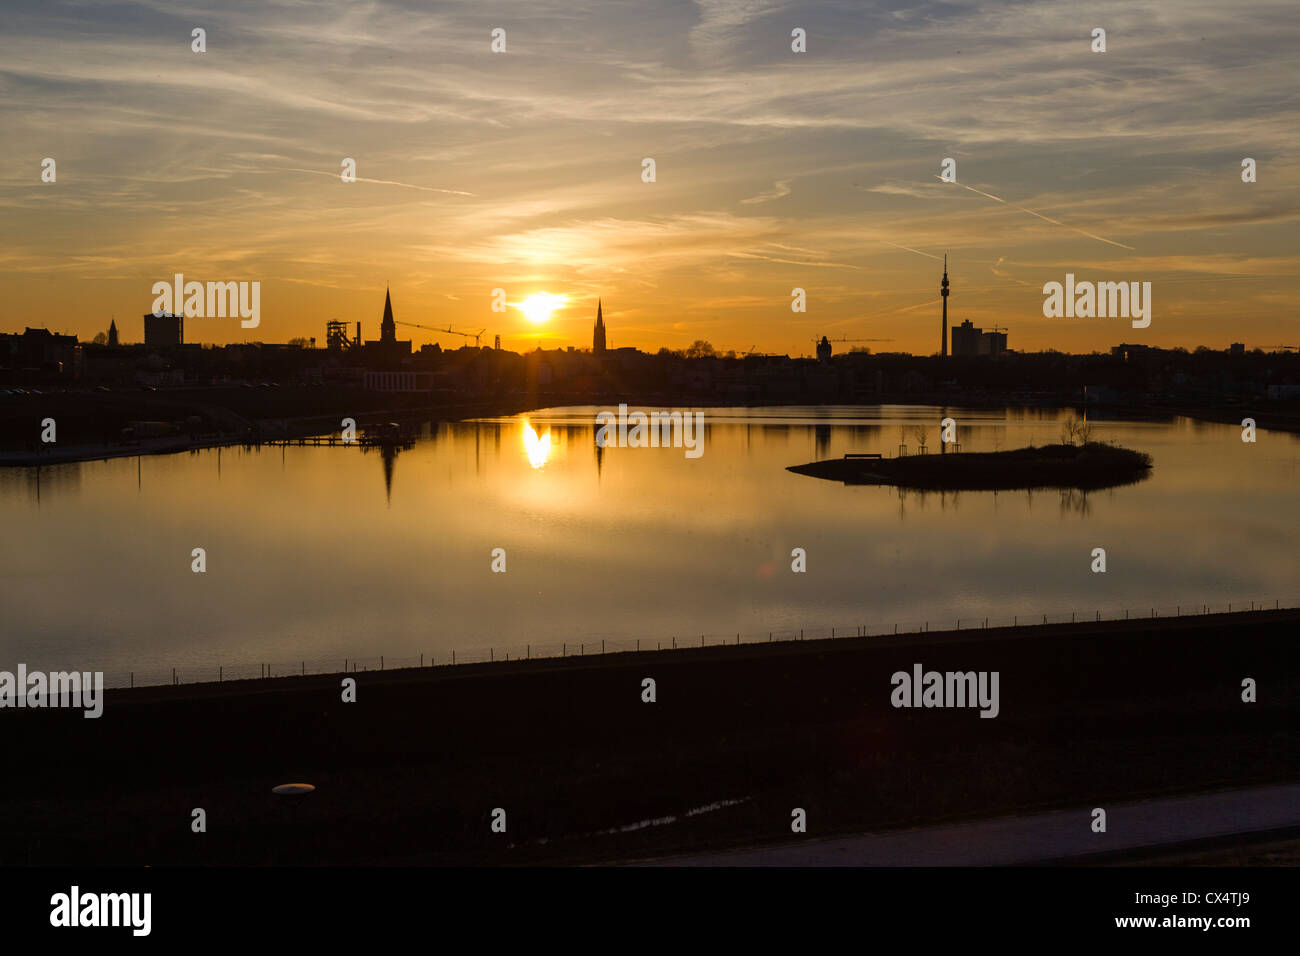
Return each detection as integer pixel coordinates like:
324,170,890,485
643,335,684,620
646,783,1300,866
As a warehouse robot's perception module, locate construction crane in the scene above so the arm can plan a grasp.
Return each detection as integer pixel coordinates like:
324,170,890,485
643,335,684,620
812,335,895,344
1263,344,1299,352
395,320,487,347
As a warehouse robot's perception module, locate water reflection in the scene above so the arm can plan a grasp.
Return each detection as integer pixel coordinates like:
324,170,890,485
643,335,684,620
523,419,552,469
0,405,1295,680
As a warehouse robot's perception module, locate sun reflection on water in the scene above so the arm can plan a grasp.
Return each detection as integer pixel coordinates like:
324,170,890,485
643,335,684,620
522,420,551,469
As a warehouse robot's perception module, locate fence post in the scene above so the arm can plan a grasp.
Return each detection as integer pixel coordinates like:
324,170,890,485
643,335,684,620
490,649,493,662
219,666,222,682
602,639,605,654
172,667,176,685
130,672,133,688
381,655,384,670
421,653,423,667
452,650,455,665
302,661,305,676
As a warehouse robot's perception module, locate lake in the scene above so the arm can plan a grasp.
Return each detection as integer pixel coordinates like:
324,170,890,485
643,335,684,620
2,405,1296,686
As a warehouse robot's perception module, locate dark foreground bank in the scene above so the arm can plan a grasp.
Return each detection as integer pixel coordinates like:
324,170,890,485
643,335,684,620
1,609,1296,865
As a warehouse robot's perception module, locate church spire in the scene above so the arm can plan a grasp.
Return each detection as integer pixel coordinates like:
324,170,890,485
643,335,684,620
381,286,396,343
593,298,607,354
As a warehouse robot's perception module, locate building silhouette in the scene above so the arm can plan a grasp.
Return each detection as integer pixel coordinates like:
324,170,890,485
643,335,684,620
143,312,182,347
951,319,1007,357
107,319,118,348
1,327,78,374
816,336,832,363
363,287,412,362
593,299,607,354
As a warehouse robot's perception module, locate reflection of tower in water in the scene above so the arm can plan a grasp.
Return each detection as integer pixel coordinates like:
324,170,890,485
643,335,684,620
814,423,831,460
379,444,398,502
25,462,84,505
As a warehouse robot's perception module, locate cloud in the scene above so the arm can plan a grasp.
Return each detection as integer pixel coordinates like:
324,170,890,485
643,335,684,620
740,179,792,204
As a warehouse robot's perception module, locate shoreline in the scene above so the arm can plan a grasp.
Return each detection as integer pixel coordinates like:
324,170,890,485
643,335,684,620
2,396,1295,468
5,608,1296,865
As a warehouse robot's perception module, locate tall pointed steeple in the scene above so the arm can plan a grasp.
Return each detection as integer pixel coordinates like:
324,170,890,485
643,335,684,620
593,298,607,353
108,317,118,348
381,287,396,343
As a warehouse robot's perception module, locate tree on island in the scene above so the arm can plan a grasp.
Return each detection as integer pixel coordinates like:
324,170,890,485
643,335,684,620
1060,417,1095,446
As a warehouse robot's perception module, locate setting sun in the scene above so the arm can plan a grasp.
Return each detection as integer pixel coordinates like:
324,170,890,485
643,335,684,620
515,293,568,325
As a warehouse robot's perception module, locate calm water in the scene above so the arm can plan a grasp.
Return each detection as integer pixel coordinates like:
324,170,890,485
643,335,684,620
3,405,1297,686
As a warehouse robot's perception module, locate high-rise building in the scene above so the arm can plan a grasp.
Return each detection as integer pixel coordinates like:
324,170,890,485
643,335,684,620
816,336,832,363
143,311,182,347
951,319,1008,356
593,299,607,353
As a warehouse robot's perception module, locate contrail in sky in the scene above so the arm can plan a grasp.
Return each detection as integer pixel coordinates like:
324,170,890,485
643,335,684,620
282,167,475,196
935,176,1135,251
881,241,943,261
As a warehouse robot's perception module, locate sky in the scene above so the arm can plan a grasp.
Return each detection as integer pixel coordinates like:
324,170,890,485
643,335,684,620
1,0,1297,356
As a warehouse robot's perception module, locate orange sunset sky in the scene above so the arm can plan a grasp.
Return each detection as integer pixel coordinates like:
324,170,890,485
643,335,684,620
2,0,1297,356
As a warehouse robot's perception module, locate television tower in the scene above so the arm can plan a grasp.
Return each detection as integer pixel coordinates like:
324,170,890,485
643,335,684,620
940,255,949,357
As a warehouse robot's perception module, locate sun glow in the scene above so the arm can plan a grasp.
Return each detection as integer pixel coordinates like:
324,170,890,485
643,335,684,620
515,293,568,325
522,420,551,469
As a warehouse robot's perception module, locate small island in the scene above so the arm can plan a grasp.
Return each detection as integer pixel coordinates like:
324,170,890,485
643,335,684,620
787,442,1153,491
